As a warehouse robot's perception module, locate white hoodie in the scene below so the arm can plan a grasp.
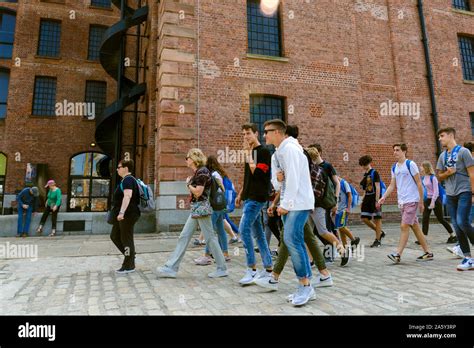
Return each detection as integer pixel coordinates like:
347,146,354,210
274,136,314,211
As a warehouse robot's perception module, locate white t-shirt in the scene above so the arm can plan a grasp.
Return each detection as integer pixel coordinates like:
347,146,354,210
392,160,420,205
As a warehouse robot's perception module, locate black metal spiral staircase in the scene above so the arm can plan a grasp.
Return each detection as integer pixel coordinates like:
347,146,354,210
95,0,148,161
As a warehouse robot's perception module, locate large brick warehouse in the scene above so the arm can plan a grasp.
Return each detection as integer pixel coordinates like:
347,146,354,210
0,0,473,233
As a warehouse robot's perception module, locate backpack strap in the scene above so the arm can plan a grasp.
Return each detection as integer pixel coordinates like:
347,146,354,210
391,163,396,175
340,179,346,194
405,160,415,182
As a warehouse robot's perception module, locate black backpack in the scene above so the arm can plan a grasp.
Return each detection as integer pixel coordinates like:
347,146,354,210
209,176,226,211
311,163,336,210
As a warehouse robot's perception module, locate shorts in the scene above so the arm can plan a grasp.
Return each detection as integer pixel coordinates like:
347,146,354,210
400,202,419,225
335,211,348,229
360,194,382,220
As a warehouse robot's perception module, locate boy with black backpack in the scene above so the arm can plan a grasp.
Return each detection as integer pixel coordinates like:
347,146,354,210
358,155,385,247
306,146,349,267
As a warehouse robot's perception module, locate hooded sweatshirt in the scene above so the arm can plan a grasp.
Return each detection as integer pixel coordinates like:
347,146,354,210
274,137,314,211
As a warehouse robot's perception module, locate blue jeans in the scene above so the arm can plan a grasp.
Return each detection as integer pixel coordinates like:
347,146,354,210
224,213,239,234
447,192,474,257
17,204,33,235
282,210,312,280
239,200,272,269
206,210,228,254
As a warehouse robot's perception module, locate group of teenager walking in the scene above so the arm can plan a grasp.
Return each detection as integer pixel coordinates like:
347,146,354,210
108,122,473,307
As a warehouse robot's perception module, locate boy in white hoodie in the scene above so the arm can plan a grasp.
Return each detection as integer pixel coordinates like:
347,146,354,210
263,119,315,306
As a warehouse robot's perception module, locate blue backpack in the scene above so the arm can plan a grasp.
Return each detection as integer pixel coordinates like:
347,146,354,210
340,178,360,211
222,176,237,213
422,174,447,205
444,145,470,177
369,169,386,198
120,176,155,213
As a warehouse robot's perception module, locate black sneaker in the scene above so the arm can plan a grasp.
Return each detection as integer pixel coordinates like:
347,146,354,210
416,252,433,262
340,255,350,267
370,239,381,248
115,267,135,274
380,231,386,239
446,236,457,244
415,240,421,245
387,252,401,264
254,247,260,253
351,237,360,247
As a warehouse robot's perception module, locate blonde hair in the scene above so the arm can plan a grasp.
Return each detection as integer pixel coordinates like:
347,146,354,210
305,147,320,161
187,148,207,167
421,161,435,175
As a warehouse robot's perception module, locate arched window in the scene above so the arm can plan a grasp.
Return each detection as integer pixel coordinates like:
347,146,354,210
68,152,111,212
0,153,6,214
0,8,16,59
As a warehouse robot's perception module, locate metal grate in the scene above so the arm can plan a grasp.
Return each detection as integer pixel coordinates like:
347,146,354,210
459,36,474,81
91,0,111,8
37,19,61,57
250,95,285,144
470,112,474,136
247,0,282,57
88,25,107,61
452,0,471,11
63,220,85,232
85,81,107,118
32,76,57,116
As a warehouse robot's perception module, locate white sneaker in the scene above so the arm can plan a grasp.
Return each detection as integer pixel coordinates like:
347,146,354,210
291,285,316,306
254,273,279,291
313,274,334,288
457,258,474,271
239,269,258,285
447,245,464,259
287,286,317,303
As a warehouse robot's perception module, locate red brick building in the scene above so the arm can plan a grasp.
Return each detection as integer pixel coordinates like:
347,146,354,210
1,0,473,232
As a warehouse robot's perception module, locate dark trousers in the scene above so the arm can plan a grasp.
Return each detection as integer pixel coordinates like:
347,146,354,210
110,215,139,269
422,198,453,236
40,205,60,229
267,207,282,245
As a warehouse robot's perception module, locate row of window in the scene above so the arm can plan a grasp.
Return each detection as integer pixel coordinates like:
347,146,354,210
36,20,107,60
0,11,107,60
0,69,106,118
0,1,110,6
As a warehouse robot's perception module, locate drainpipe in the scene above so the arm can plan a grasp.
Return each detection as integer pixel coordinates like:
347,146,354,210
417,0,441,156
113,0,126,189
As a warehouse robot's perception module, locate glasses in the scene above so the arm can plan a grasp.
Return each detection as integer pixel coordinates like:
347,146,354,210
264,129,277,134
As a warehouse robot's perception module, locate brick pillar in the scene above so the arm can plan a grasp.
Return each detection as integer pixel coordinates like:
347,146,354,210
155,0,197,231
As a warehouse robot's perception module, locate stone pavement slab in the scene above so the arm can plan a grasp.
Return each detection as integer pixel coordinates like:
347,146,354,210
0,223,473,315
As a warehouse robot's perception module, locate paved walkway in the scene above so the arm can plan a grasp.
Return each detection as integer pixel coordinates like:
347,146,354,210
0,223,473,315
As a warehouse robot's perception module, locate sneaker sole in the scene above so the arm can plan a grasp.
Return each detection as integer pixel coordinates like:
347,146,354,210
208,273,229,278
291,293,316,306
254,280,279,291
416,258,433,262
456,267,474,271
314,281,333,288
387,255,400,264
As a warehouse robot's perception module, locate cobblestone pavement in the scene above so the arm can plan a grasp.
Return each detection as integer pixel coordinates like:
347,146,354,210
0,223,473,315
